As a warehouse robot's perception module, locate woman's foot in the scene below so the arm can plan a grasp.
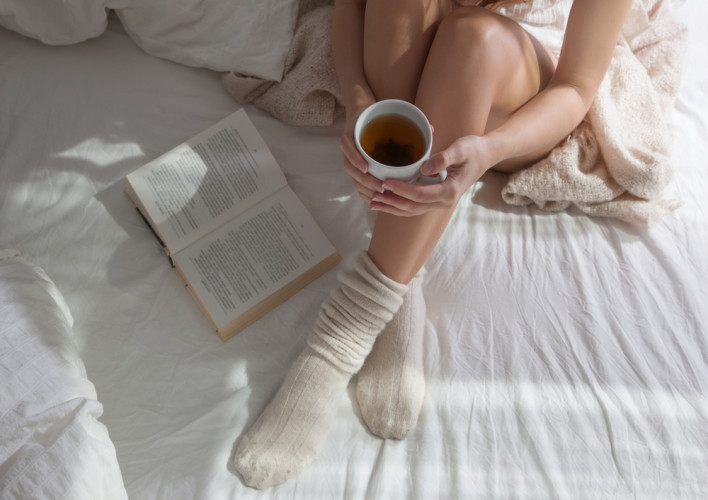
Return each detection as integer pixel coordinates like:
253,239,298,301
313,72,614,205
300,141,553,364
233,252,408,489
356,269,426,439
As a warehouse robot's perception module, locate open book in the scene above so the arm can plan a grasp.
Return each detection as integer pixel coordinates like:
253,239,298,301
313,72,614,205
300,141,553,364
125,108,341,340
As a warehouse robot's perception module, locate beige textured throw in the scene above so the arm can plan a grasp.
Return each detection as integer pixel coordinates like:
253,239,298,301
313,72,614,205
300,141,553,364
494,0,687,227
222,0,342,126
223,0,686,227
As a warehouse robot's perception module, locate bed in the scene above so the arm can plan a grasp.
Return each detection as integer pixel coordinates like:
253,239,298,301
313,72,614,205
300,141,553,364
1,0,706,498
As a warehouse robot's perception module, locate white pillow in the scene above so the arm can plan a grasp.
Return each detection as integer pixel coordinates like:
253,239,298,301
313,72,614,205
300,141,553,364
0,0,110,44
115,0,299,81
0,0,299,82
0,250,128,500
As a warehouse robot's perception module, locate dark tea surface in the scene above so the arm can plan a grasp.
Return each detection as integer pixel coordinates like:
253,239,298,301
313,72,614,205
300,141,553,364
360,114,426,167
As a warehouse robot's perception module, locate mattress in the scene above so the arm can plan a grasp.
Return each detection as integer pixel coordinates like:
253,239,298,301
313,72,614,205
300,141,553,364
1,1,707,498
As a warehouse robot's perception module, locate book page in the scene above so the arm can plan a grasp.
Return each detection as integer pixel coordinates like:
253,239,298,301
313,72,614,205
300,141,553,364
172,187,338,330
125,108,287,253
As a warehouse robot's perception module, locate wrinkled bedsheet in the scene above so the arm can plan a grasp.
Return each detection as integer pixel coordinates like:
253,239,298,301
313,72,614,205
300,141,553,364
1,2,707,498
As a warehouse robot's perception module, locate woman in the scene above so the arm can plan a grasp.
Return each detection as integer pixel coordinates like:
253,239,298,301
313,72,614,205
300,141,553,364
234,0,633,489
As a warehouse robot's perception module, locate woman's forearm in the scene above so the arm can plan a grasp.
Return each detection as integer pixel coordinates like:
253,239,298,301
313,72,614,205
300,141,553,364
332,0,375,118
483,82,590,167
483,0,632,169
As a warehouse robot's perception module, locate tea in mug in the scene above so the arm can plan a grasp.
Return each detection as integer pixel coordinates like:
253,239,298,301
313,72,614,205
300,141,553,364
359,113,426,167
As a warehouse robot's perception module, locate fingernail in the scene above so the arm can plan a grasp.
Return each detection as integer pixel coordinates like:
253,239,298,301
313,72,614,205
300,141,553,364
375,182,385,193
381,183,391,192
421,162,432,175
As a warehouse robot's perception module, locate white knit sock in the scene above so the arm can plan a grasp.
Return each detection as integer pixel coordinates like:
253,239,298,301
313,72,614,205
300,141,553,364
233,252,407,489
356,269,426,439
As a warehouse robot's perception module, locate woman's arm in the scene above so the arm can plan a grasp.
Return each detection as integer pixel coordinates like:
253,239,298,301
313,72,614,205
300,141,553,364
376,0,633,216
478,0,634,167
332,0,375,120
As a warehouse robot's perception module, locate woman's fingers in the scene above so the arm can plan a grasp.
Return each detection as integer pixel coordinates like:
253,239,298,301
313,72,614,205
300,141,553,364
343,160,384,193
340,132,368,174
370,184,446,216
370,192,423,216
421,137,469,176
342,126,483,216
381,176,459,207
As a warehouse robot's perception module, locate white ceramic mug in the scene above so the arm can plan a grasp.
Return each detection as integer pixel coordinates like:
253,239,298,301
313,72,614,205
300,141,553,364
354,99,446,184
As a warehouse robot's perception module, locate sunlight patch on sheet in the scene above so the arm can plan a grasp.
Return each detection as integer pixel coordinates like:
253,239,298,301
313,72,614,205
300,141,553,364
329,195,353,203
53,138,145,167
421,377,707,497
426,378,708,418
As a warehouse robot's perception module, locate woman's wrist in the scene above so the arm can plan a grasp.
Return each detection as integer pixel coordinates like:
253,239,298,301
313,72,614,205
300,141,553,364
480,131,509,170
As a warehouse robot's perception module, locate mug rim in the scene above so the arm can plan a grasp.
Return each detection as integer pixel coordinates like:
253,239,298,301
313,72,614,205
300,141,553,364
354,99,433,181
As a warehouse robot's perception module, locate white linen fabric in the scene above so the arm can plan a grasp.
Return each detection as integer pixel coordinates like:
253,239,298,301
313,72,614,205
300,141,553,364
115,0,299,80
0,252,127,500
0,0,298,81
0,0,707,498
0,0,110,44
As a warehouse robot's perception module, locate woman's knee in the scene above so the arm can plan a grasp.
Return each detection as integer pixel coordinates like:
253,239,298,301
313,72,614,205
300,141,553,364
436,7,518,60
432,7,553,115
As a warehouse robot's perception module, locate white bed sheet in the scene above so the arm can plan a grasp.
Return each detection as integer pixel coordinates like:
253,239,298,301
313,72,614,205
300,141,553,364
0,251,127,499
1,2,707,498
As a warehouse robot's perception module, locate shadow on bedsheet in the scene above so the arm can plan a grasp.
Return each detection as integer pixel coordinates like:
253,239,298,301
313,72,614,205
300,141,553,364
87,161,708,497
0,26,366,495
89,138,371,495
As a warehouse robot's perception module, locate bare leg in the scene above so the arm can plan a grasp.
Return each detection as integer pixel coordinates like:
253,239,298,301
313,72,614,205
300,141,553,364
363,0,452,103
354,0,454,440
233,5,561,486
367,7,558,283
357,8,558,440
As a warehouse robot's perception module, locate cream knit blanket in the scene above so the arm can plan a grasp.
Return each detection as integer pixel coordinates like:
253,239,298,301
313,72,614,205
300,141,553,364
223,0,687,227
222,0,343,127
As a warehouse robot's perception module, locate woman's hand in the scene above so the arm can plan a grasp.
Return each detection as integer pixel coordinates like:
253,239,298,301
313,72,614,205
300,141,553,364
339,105,390,203
367,134,493,217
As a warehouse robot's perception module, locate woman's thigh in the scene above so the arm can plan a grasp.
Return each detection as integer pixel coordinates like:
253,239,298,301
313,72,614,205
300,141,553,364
363,0,453,102
366,7,558,282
